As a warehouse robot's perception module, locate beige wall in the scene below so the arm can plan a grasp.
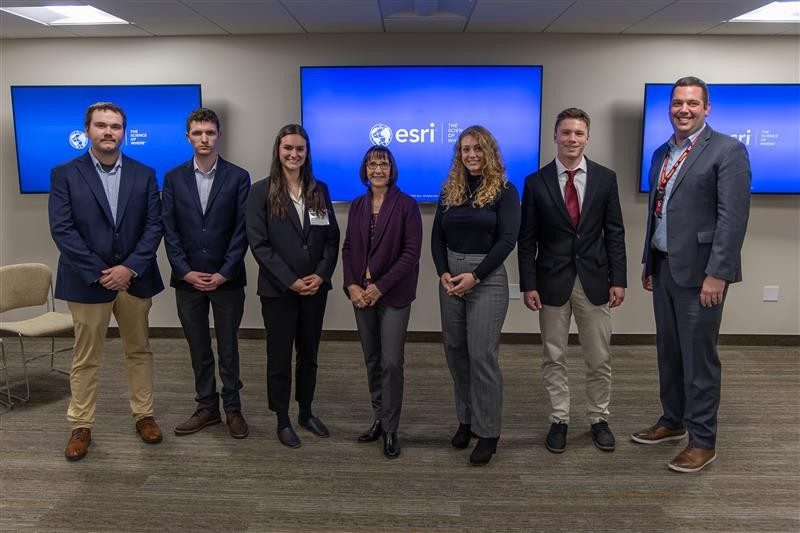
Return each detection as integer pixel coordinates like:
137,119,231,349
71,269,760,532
1,33,798,334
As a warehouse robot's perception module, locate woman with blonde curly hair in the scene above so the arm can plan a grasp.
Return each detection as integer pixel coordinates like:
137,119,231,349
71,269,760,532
431,125,520,466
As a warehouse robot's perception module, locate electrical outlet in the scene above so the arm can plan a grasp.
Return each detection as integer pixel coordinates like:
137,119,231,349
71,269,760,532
763,285,779,302
508,283,521,299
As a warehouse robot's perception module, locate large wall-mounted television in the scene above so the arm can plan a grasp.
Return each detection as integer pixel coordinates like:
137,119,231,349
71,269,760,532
11,84,202,193
301,66,543,202
640,83,800,195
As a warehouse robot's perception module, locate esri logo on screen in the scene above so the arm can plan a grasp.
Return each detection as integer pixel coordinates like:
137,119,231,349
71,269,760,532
369,122,437,146
369,124,393,146
68,130,88,149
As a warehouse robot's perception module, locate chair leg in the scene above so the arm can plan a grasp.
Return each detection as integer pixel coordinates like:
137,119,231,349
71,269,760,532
17,334,31,403
0,340,13,408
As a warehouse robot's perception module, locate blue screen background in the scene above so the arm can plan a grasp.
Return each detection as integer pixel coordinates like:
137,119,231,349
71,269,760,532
640,83,800,194
11,85,202,193
301,66,542,202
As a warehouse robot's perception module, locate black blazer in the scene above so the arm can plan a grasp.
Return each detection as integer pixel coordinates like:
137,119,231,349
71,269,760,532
246,177,340,297
518,158,627,306
162,156,251,291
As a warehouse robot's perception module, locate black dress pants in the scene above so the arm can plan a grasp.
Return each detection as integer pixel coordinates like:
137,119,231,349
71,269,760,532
260,291,328,414
176,287,245,413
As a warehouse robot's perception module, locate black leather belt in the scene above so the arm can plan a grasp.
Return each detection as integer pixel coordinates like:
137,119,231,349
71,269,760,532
652,249,668,260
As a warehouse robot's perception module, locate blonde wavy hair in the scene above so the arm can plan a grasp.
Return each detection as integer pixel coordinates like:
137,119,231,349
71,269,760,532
440,125,508,208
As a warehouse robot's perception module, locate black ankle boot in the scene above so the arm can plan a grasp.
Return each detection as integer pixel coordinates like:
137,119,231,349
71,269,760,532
469,436,499,466
451,423,475,449
382,432,401,459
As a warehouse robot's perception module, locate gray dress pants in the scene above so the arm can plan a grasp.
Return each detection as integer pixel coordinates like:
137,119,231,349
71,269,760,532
439,250,508,438
354,301,411,432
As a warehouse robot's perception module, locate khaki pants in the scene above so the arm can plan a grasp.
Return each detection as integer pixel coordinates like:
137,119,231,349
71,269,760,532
67,292,154,429
539,278,612,425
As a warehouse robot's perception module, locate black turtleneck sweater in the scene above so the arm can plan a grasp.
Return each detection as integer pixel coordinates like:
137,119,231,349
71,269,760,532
431,174,520,280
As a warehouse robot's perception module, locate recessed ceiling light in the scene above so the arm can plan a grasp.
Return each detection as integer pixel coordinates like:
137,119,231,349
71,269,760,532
0,5,128,25
730,1,800,23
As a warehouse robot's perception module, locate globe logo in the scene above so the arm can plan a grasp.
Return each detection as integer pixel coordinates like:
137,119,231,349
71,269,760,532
369,124,392,146
68,130,88,150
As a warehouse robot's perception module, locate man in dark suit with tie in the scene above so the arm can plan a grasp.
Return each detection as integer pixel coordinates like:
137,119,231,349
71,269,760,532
162,108,251,439
519,108,627,454
633,77,751,473
49,102,164,461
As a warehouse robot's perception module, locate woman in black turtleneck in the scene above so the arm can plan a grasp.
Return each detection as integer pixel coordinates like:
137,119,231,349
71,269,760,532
431,125,520,466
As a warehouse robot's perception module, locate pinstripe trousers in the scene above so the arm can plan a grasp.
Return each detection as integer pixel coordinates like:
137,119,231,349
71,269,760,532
439,250,509,438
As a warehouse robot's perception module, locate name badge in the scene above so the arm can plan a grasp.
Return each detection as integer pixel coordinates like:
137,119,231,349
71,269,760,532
309,210,329,226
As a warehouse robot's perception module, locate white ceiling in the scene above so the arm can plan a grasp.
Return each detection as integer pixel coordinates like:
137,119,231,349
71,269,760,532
1,0,798,39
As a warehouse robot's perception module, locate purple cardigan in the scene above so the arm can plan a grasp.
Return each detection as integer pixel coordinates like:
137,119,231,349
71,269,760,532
342,185,422,307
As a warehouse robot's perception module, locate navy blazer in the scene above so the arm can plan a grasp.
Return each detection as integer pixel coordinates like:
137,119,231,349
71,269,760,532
642,125,750,287
342,185,422,307
246,177,340,297
162,156,250,291
48,151,164,303
518,157,627,306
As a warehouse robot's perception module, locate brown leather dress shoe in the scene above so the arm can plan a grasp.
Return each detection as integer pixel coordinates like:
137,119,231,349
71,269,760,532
136,416,163,444
64,428,91,461
226,411,249,439
668,445,716,472
174,408,222,436
630,423,687,444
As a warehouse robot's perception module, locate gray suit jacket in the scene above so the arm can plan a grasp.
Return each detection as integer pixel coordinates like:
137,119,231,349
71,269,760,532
642,125,751,287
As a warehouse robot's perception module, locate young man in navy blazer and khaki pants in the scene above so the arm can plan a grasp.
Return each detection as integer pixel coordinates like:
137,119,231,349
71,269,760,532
49,102,165,461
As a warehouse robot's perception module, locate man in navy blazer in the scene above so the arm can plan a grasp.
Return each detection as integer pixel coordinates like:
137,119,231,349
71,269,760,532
519,108,627,454
633,77,750,473
162,108,251,439
48,102,164,461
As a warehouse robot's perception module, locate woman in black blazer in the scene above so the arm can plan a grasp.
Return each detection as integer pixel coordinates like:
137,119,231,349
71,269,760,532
246,124,340,448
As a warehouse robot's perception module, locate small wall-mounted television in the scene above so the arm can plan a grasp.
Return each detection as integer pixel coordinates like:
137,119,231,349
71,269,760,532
639,83,800,195
11,84,202,193
301,66,543,202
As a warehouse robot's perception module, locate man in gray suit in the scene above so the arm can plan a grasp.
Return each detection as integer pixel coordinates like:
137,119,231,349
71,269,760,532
632,76,751,473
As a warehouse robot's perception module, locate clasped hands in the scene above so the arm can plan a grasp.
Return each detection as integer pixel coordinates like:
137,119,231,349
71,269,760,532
99,265,134,291
440,272,477,298
347,283,383,308
290,274,324,296
183,271,228,292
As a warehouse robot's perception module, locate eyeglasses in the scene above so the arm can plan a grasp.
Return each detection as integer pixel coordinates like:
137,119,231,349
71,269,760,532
367,162,390,171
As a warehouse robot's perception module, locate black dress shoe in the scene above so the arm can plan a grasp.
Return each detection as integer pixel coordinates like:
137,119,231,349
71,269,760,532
277,425,301,448
298,416,330,438
383,432,401,459
451,423,476,449
469,436,499,466
358,420,383,442
590,420,616,451
545,422,568,454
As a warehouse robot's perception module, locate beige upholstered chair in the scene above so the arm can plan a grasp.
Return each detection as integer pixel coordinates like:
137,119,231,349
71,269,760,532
0,263,73,406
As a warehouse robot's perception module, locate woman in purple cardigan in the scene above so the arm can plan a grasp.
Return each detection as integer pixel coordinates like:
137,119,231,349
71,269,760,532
342,146,422,459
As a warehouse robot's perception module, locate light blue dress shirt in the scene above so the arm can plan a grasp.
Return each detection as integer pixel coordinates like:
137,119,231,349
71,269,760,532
651,126,705,252
89,149,122,224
